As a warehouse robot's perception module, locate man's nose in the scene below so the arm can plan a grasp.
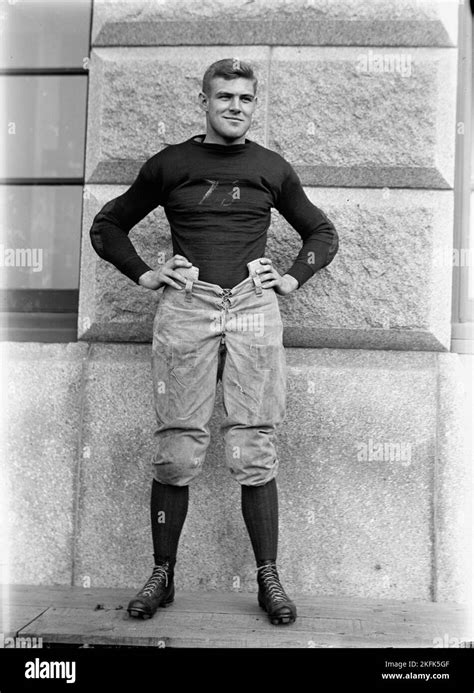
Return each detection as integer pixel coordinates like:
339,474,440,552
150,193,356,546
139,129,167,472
228,97,241,112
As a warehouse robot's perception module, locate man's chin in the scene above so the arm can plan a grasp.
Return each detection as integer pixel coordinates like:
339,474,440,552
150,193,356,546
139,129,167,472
220,127,248,141
216,117,247,132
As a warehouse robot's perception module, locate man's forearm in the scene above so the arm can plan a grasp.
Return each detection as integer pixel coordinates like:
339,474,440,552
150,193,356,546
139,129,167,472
285,232,339,288
275,164,339,288
90,209,152,284
89,158,163,283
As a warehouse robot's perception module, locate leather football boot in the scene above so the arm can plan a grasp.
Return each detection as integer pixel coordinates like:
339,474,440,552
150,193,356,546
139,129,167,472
127,561,174,619
257,560,297,625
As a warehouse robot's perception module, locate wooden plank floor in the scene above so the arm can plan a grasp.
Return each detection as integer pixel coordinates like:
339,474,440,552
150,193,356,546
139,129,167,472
0,585,470,649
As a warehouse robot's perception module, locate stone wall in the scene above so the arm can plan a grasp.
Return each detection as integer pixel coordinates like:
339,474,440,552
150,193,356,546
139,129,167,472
4,342,470,602
79,0,457,352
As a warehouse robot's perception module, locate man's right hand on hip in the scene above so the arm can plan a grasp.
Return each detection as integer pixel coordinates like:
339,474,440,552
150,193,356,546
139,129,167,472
138,254,192,290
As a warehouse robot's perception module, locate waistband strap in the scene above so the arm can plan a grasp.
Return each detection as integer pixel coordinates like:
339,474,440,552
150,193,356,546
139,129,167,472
184,278,194,303
251,273,263,296
176,270,263,299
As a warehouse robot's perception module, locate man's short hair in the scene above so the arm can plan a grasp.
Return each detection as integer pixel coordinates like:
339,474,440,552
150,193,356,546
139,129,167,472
202,58,258,95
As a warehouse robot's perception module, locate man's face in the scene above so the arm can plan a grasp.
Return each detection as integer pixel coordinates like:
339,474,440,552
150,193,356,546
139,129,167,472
199,77,257,144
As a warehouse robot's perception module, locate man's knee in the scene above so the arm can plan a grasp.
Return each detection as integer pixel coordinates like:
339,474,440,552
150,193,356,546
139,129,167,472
152,456,204,486
224,428,279,485
153,427,209,485
228,458,279,486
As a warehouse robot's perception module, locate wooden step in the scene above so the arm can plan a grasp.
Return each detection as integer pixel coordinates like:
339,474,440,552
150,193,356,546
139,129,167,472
0,585,469,649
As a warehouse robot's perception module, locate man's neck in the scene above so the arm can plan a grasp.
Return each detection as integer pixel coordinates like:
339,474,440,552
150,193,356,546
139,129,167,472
202,132,246,146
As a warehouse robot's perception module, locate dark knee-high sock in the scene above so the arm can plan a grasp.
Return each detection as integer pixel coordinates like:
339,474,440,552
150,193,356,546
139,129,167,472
241,478,278,566
151,479,189,566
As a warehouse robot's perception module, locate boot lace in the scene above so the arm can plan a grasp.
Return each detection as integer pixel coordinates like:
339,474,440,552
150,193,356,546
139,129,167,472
256,563,287,602
139,564,169,597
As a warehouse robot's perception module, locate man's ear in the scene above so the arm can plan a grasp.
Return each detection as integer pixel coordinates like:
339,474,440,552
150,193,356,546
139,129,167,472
198,91,208,112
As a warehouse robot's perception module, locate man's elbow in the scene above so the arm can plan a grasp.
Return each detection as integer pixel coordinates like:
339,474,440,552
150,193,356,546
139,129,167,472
324,227,339,268
89,214,105,258
89,202,124,259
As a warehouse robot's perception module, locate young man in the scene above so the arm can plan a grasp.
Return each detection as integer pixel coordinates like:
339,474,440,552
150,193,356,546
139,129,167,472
89,58,338,626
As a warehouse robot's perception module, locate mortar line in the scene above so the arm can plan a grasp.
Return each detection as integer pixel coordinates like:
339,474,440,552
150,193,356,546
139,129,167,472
71,343,92,588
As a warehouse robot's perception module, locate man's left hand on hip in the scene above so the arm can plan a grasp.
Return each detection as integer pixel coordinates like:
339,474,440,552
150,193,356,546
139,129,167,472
256,258,299,295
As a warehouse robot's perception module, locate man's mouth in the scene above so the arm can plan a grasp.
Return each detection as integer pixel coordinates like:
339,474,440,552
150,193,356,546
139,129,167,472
224,117,244,122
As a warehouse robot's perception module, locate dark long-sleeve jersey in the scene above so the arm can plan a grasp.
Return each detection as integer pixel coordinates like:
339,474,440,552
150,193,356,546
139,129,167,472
89,134,339,289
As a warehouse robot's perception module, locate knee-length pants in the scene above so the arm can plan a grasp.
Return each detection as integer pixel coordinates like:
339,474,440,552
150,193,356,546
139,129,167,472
151,270,286,487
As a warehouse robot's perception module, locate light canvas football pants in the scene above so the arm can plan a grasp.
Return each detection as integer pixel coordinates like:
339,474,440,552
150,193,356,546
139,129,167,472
151,269,286,487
